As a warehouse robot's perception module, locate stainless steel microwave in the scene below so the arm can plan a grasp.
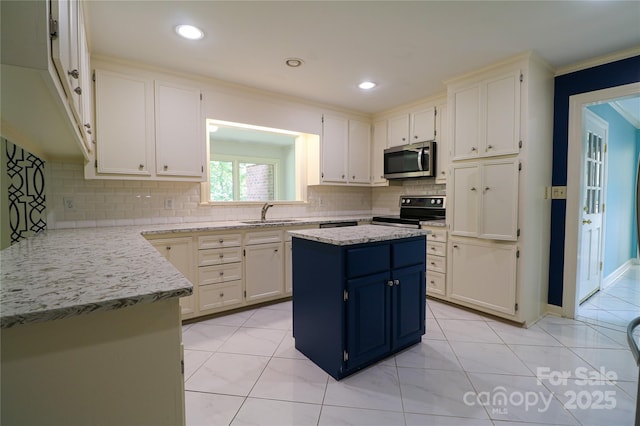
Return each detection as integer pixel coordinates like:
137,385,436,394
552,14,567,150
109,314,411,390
383,141,436,179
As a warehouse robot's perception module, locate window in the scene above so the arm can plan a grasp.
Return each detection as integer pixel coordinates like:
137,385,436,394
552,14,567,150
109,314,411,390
204,119,320,203
210,157,278,201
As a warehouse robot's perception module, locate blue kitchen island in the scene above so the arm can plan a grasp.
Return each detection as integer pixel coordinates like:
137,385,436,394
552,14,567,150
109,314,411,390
289,225,428,380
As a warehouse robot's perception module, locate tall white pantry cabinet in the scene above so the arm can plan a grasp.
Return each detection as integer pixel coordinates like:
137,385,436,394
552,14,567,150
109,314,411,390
444,52,554,325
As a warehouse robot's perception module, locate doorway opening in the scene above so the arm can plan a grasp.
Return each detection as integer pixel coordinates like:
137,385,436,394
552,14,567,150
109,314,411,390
562,82,640,321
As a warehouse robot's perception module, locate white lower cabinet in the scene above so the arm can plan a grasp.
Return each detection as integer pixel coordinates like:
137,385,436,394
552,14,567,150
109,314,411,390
244,241,284,302
423,226,448,298
149,236,197,319
448,238,517,316
199,280,243,312
285,240,293,294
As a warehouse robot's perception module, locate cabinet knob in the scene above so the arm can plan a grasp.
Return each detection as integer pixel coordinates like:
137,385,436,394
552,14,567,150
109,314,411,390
470,187,477,191
484,187,490,192
274,249,278,253
487,144,493,150
74,86,82,95
453,244,459,248
394,279,400,286
139,164,144,169
84,123,91,129
414,135,418,139
219,254,224,258
430,280,435,284
431,247,436,251
402,137,406,141
341,174,345,179
387,280,394,287
352,175,355,179
219,271,224,276
220,292,224,298
163,165,168,171
471,147,477,151
166,246,171,250
68,69,79,79
219,239,224,243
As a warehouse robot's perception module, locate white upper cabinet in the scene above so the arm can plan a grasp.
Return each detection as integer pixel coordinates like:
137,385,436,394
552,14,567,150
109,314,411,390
321,114,372,185
435,102,449,184
155,81,204,178
387,107,436,148
450,70,521,160
387,114,410,147
347,119,371,184
410,107,436,143
95,70,154,176
321,114,348,183
371,120,388,185
92,67,204,181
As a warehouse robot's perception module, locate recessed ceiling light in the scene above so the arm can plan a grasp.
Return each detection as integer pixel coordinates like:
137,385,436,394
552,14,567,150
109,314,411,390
358,81,376,90
175,24,204,40
285,58,304,68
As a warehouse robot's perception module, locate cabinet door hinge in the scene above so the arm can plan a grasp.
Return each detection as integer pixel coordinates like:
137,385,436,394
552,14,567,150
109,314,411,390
200,93,203,101
517,228,520,237
343,290,349,301
321,115,324,124
516,249,520,258
519,140,523,149
201,165,204,173
518,162,522,172
181,359,185,375
94,159,98,168
244,290,247,298
515,303,519,311
243,249,246,256
519,73,523,83
434,106,438,116
321,172,324,178
343,350,349,362
92,71,96,82
49,18,58,39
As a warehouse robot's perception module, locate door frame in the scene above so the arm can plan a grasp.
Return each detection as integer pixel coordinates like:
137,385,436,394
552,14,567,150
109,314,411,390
562,82,640,318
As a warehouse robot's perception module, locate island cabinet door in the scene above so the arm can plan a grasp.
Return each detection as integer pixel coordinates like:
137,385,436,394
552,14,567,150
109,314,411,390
391,263,426,350
346,271,391,370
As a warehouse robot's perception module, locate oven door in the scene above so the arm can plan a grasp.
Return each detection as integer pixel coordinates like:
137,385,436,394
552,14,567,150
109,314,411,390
383,143,425,179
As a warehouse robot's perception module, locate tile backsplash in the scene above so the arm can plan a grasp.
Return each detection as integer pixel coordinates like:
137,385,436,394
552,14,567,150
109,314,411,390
46,162,374,229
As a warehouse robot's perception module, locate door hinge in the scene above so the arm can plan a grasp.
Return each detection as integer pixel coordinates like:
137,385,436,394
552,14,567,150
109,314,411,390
343,350,349,362
321,115,324,124
602,203,605,213
519,73,523,83
181,359,184,375
519,140,523,149
49,18,58,39
243,249,246,256
515,303,519,311
600,261,603,271
200,93,203,101
94,159,98,168
434,107,438,116
343,290,349,301
604,143,607,153
518,162,522,171
92,71,96,82
517,228,520,237
516,249,520,258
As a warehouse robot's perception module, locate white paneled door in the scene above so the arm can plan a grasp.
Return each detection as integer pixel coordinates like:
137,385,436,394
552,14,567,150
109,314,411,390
578,109,608,303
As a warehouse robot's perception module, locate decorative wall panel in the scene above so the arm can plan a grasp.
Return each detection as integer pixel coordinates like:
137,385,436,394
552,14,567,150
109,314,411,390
3,139,46,244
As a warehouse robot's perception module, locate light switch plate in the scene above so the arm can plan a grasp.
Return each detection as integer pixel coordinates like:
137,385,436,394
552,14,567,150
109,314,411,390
551,186,567,199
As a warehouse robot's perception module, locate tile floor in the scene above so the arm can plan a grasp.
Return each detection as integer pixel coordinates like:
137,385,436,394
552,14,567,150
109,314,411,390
182,265,640,425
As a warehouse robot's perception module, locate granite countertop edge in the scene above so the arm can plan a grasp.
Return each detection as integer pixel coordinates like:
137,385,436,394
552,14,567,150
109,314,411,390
288,224,430,246
0,216,373,329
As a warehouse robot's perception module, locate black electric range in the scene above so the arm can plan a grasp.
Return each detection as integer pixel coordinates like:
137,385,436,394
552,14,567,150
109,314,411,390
372,195,446,229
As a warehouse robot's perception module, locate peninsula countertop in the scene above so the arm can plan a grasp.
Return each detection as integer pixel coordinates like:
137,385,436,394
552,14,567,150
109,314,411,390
288,224,429,246
0,216,371,329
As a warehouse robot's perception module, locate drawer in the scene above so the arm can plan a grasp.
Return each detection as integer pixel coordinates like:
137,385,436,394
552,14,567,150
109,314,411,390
199,281,243,312
198,233,242,249
426,254,446,274
199,263,242,285
424,227,447,243
392,238,426,269
198,247,242,267
426,271,446,296
346,244,390,278
244,230,283,245
427,241,446,257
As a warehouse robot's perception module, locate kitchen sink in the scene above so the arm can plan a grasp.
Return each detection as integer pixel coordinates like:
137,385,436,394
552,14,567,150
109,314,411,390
241,219,301,224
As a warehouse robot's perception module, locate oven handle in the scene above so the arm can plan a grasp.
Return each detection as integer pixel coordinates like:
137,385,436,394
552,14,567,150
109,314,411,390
417,148,424,171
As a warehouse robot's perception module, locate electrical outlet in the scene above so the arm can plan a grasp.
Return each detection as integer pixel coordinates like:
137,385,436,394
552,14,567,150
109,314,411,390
63,197,75,211
164,198,174,210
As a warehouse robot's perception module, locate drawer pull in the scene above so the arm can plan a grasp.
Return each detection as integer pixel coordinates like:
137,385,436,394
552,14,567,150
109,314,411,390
219,239,224,243
431,247,436,250
219,271,224,276
430,280,435,284
430,262,436,266
219,254,224,258
220,292,224,297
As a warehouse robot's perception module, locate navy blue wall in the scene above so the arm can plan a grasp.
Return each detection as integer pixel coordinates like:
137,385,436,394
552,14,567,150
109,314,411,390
548,55,640,306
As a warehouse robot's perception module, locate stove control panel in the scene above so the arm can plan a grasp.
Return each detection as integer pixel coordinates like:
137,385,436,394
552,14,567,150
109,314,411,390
400,195,446,209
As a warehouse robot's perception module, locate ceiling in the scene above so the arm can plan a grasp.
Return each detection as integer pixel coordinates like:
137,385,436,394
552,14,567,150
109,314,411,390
86,1,640,115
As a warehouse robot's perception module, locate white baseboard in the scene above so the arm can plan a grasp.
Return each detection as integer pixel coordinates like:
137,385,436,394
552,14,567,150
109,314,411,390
603,259,637,289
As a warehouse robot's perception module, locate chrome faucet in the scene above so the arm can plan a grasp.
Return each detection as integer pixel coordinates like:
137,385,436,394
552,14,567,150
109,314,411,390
261,202,274,222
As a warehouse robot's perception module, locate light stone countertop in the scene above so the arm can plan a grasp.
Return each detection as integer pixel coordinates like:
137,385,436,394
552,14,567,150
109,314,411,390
0,216,371,329
288,224,429,246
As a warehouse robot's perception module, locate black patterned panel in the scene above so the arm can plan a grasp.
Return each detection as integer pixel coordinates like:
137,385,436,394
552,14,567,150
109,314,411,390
4,139,47,244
